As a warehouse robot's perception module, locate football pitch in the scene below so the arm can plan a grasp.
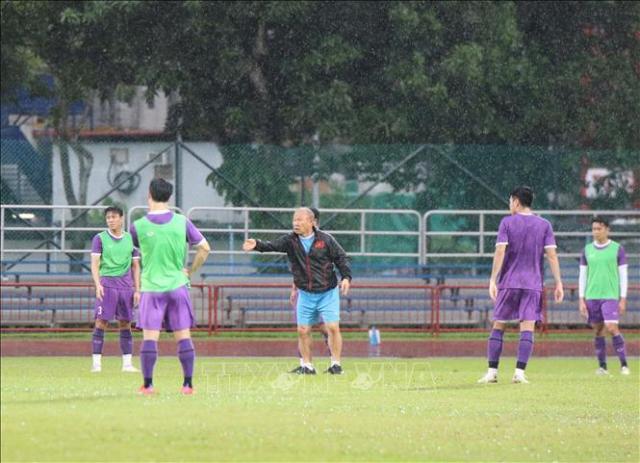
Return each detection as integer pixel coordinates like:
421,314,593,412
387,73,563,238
1,357,638,462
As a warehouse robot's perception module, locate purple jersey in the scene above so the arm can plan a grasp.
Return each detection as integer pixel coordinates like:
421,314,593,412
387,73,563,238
495,213,556,291
91,231,140,289
129,211,204,248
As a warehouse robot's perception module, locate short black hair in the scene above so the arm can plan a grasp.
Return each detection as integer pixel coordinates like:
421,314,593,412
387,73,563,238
149,178,173,202
104,206,123,217
309,207,320,222
591,216,610,227
510,186,534,208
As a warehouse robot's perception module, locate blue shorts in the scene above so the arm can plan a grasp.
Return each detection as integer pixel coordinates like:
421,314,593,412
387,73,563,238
296,287,340,326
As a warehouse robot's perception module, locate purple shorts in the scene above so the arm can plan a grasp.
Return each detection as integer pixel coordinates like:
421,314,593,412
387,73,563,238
493,288,542,322
586,299,619,324
138,286,195,331
94,287,134,322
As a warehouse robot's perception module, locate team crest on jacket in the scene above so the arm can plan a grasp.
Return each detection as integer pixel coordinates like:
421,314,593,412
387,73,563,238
314,240,325,249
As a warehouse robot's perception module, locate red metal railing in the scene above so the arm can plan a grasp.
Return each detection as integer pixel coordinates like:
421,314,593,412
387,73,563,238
208,283,437,334
0,282,212,332
1,282,637,334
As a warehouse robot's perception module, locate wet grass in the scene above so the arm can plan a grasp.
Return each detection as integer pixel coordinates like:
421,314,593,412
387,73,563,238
1,357,638,462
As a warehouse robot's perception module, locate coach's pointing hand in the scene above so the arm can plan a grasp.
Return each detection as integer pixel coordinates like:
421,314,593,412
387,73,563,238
243,239,257,251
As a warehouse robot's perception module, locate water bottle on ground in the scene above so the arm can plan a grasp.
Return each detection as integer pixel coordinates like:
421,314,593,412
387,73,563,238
368,325,381,357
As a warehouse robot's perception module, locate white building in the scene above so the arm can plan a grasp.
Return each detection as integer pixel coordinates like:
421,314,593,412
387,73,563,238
89,87,171,133
49,137,236,224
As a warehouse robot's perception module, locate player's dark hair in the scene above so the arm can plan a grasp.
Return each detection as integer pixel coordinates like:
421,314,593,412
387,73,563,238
591,216,609,227
310,207,320,224
149,178,173,202
104,206,123,217
510,186,534,208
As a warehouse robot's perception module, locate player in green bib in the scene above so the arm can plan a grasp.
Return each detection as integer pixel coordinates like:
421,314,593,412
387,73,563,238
90,207,141,373
579,216,630,376
130,179,210,395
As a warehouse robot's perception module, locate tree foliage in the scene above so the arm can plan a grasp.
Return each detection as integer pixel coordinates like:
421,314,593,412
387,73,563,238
2,0,638,210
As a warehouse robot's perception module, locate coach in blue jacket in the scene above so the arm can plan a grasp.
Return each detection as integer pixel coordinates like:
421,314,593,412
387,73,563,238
243,207,352,375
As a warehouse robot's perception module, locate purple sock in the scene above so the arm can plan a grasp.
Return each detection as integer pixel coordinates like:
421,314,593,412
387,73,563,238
178,339,195,386
487,329,504,368
612,334,628,368
140,340,158,387
119,329,133,355
594,336,606,368
516,331,534,370
92,328,105,355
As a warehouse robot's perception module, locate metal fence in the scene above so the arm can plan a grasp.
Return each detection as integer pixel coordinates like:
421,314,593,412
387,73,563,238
424,209,640,258
1,205,639,283
423,209,640,282
187,206,422,278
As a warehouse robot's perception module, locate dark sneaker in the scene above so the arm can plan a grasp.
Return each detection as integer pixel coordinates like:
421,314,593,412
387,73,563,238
326,364,343,375
289,365,305,374
300,366,316,375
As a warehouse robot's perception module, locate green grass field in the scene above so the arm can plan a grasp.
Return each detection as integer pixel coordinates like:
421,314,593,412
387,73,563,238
1,357,639,462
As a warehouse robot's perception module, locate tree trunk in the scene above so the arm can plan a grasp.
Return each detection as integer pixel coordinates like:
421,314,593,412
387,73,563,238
248,20,272,144
55,92,95,273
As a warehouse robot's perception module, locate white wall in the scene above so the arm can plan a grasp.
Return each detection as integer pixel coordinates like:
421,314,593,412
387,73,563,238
90,87,169,132
51,141,239,223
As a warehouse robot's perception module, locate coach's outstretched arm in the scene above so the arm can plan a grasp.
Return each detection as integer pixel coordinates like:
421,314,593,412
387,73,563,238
242,235,290,253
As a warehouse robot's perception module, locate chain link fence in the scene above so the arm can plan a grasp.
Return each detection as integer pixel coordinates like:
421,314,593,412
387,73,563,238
1,134,639,281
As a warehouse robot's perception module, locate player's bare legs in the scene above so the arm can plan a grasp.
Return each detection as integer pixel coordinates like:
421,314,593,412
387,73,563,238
605,322,620,336
319,323,331,354
324,322,342,372
297,324,315,373
173,328,191,341
143,329,161,341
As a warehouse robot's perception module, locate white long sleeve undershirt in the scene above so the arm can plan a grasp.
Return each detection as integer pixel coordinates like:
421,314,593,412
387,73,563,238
578,265,587,298
619,264,628,299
